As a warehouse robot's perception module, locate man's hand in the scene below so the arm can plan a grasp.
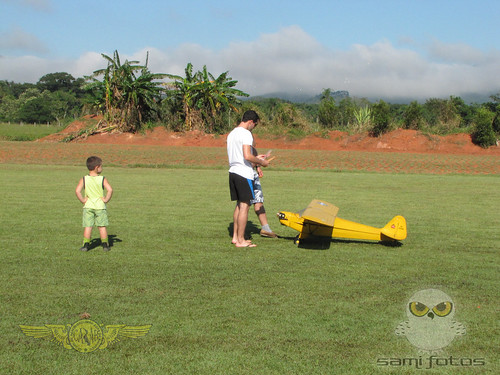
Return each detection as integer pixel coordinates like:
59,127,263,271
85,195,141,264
257,156,269,167
244,144,269,167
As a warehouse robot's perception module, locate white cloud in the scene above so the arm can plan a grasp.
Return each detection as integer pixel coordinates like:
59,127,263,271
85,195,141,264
70,51,107,78
0,55,51,82
428,39,487,64
0,27,48,54
1,26,499,101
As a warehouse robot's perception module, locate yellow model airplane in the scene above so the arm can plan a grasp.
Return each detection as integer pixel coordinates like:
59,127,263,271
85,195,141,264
277,199,407,245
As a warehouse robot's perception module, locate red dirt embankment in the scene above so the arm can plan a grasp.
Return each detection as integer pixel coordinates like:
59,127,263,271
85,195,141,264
41,115,500,156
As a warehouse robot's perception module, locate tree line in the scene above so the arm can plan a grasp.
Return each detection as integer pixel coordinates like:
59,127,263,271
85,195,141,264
0,50,498,147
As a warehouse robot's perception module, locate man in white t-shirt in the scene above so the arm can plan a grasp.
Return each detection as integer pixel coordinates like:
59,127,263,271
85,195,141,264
227,110,269,247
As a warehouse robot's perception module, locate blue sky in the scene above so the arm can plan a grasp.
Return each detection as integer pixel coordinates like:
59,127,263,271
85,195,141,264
1,0,499,101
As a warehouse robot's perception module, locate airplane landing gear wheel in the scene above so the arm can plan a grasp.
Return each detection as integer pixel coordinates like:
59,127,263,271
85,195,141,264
293,235,300,245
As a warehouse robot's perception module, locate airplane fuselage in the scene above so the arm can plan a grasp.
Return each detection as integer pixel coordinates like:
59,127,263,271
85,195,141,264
277,200,407,243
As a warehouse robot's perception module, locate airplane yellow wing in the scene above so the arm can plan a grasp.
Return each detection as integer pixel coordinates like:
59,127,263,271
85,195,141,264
301,199,339,227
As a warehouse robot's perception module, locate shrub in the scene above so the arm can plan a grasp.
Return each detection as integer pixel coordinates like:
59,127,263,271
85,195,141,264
492,113,500,134
370,100,391,136
403,101,423,130
318,97,338,128
471,107,497,148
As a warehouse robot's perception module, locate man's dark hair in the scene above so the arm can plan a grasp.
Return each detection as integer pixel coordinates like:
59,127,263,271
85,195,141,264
242,110,260,123
86,156,102,171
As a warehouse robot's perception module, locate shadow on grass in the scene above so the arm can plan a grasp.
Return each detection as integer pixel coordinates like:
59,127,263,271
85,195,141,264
84,234,122,251
108,234,122,247
227,221,261,241
227,221,402,250
278,236,403,250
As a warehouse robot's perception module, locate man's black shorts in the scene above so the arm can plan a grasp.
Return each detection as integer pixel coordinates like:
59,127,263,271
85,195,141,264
229,173,255,202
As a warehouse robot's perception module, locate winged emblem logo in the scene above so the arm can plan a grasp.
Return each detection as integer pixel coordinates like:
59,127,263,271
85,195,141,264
20,319,151,352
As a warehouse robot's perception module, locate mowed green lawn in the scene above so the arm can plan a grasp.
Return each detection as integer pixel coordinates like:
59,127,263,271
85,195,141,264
0,123,66,141
0,163,498,374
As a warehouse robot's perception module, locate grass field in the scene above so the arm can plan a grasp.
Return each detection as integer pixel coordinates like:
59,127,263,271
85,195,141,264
0,123,66,141
0,159,498,374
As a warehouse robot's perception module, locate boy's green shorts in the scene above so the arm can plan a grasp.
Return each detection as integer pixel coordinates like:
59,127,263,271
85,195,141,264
82,208,109,227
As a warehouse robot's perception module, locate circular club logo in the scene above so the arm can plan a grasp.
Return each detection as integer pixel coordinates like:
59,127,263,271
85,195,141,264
68,319,104,353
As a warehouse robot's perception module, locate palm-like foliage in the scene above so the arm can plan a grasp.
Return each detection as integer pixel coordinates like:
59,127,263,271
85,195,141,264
167,63,249,131
165,63,198,131
85,50,168,132
83,53,247,134
353,106,372,133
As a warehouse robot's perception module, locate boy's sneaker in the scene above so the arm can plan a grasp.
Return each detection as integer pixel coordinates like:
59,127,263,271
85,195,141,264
260,229,278,238
102,242,110,252
79,243,90,252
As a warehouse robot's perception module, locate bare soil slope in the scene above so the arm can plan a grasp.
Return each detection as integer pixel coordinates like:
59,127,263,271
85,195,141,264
40,115,500,156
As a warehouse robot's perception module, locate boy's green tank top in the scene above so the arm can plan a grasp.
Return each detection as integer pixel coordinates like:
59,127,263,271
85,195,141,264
83,175,106,210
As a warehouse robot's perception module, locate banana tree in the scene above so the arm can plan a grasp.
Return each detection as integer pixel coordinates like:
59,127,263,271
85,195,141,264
167,63,248,132
85,50,168,132
166,63,200,131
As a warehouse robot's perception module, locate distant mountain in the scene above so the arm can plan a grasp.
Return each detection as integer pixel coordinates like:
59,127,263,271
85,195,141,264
373,92,495,104
457,92,495,104
250,90,350,104
249,90,495,104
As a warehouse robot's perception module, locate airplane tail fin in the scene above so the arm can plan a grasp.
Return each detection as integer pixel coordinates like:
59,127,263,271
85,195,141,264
380,215,407,241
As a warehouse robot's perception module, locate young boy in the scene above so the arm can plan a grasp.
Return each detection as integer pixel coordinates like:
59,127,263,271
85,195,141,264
75,156,113,251
251,145,277,238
